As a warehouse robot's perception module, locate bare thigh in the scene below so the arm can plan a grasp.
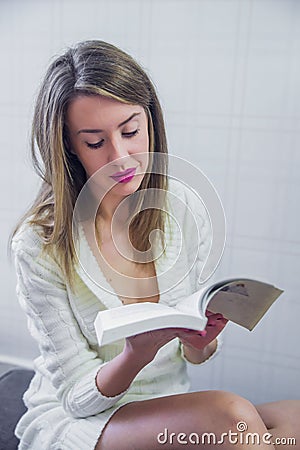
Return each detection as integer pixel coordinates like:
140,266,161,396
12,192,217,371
256,400,300,449
95,390,275,450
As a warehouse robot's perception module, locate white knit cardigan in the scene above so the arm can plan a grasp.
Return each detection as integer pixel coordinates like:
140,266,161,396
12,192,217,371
12,180,222,450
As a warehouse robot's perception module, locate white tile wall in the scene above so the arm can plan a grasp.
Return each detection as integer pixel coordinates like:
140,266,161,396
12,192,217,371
0,0,299,404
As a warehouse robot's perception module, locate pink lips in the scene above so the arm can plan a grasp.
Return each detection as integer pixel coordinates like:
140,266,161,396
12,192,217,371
110,167,136,183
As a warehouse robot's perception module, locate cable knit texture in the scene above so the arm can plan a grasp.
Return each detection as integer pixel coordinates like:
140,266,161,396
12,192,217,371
12,180,222,450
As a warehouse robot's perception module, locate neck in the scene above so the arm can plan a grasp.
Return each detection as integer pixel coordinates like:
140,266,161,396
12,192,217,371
97,192,130,224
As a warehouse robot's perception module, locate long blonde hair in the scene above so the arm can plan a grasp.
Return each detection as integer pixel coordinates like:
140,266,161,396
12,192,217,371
12,40,169,286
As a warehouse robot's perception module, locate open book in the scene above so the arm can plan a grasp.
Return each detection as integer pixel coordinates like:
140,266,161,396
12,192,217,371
94,278,283,346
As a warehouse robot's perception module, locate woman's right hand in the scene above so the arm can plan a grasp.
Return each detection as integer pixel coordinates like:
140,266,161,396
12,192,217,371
124,328,179,366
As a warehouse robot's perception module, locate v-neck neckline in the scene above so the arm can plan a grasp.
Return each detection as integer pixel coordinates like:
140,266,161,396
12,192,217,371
74,181,192,310
75,223,167,310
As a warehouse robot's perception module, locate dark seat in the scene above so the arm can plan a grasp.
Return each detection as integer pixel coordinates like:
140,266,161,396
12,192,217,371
0,368,34,450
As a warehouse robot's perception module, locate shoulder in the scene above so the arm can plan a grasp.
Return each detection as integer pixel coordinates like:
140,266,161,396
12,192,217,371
167,178,210,230
12,219,64,285
11,219,44,258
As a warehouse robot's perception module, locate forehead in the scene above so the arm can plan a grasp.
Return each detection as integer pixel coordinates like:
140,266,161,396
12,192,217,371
66,95,145,131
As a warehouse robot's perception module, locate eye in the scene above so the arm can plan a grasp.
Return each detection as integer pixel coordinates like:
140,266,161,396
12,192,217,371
86,139,104,149
122,129,140,138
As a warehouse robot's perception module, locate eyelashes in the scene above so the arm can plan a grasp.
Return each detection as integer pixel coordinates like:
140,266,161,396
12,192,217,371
123,129,140,138
86,139,104,150
86,129,140,150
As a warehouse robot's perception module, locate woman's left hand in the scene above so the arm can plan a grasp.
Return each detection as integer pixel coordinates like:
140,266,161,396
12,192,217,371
176,311,228,351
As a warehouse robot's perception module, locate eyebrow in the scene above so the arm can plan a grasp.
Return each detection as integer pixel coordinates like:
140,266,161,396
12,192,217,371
76,112,141,135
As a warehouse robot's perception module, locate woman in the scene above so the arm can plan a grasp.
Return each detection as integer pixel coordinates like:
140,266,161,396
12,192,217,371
12,40,299,449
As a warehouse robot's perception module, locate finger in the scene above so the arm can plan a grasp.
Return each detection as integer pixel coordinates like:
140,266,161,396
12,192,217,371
210,312,224,319
182,330,207,337
218,317,228,325
182,328,194,333
155,327,180,336
181,328,207,335
207,316,217,326
215,313,225,320
197,330,207,336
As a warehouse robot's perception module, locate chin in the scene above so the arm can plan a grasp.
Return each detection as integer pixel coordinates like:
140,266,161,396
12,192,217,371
113,179,143,197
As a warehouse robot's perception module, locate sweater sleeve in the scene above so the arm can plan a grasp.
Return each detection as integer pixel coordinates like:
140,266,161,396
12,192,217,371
12,225,128,418
179,332,224,365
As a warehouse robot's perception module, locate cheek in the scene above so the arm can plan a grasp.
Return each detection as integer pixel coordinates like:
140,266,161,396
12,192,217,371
142,132,149,152
79,155,107,179
131,147,149,172
131,132,149,158
132,127,149,151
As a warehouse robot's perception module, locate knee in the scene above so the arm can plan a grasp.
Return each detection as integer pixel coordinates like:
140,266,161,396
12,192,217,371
203,391,262,430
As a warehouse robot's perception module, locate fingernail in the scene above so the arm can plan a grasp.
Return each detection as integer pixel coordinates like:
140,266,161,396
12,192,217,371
198,330,207,336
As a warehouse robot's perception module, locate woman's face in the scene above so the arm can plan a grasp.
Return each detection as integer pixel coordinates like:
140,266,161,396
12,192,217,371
66,95,149,198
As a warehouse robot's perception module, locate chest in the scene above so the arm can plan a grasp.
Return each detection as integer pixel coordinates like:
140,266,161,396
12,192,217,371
96,236,160,305
72,218,194,345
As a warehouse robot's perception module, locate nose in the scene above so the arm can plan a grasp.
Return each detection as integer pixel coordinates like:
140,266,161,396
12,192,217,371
108,136,129,165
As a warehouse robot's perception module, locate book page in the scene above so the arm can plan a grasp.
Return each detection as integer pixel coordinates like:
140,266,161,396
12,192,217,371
94,302,207,346
98,302,181,327
206,279,283,330
175,286,209,318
